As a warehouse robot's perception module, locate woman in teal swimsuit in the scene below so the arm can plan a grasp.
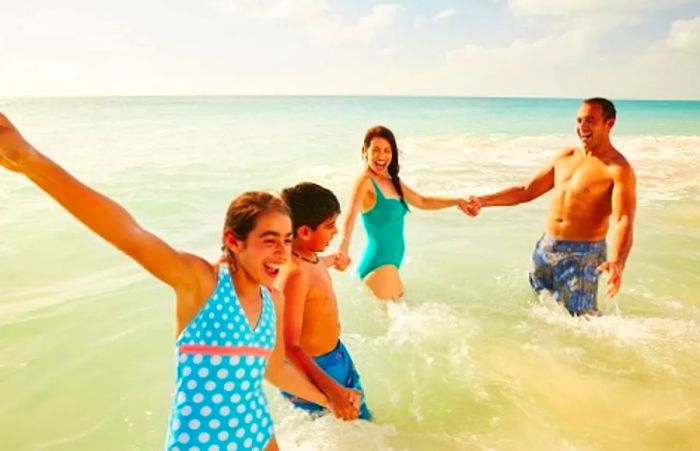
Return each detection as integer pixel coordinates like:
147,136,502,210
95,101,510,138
337,125,470,300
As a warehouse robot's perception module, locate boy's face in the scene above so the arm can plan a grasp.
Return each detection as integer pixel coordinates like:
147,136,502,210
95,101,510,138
307,213,339,252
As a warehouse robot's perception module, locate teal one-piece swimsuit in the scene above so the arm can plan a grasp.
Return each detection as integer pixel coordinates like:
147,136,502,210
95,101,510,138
357,177,409,279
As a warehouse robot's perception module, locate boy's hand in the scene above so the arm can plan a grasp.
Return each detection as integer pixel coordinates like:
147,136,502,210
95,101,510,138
333,251,351,271
320,253,349,270
0,114,35,173
327,385,360,421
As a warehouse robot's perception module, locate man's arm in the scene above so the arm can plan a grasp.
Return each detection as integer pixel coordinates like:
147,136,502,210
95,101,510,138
476,160,557,207
598,162,637,298
282,269,360,420
470,149,574,212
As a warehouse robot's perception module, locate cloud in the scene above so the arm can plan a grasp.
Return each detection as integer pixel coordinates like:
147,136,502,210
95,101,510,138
622,15,700,97
665,16,700,49
209,0,400,43
508,0,691,17
432,8,457,22
442,15,700,99
507,0,695,29
351,4,401,41
444,29,589,96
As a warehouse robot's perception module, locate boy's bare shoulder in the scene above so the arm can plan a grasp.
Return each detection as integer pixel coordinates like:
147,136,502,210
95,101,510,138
291,258,316,279
267,286,284,309
283,258,302,275
274,259,303,290
305,262,330,286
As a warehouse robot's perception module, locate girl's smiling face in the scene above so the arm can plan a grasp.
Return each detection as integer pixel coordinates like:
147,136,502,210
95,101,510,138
226,210,292,285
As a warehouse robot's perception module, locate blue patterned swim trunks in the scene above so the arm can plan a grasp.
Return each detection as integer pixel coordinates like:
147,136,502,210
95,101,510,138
529,234,607,316
281,340,372,421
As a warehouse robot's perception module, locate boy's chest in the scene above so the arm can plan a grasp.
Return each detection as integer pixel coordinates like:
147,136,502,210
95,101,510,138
305,269,339,316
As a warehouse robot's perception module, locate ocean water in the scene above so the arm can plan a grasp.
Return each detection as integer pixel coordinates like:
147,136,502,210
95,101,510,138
0,96,699,451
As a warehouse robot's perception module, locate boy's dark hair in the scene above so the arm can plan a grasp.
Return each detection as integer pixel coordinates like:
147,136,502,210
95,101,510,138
281,182,341,235
584,97,616,120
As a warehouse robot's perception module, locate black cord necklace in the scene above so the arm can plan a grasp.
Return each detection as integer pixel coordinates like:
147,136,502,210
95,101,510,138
292,251,319,264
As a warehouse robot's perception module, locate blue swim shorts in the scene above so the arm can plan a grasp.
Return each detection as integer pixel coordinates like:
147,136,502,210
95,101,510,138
281,340,372,420
529,234,607,316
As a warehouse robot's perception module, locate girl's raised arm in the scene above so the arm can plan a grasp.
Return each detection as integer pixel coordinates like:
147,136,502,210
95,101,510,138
0,114,201,292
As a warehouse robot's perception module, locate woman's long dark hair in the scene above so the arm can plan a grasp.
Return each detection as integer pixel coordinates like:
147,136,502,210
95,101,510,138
362,125,406,205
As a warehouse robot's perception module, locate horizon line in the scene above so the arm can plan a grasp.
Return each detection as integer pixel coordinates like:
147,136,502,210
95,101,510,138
1,93,699,102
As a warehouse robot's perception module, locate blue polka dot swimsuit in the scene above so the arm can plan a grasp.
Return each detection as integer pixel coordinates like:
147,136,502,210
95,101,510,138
165,264,277,451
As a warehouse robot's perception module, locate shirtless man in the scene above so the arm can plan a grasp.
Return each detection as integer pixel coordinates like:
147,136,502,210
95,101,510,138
274,182,372,420
464,98,637,315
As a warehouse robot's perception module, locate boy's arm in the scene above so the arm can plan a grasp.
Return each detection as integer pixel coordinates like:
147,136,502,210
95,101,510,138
282,269,360,420
319,253,340,269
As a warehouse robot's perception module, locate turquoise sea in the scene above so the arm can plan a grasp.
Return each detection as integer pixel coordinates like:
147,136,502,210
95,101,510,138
1,96,699,450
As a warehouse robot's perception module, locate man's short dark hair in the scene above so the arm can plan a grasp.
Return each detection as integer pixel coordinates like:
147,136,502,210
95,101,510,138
584,97,616,120
281,182,341,235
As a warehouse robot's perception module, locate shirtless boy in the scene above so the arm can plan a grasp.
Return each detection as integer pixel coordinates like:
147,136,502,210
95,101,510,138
276,182,372,420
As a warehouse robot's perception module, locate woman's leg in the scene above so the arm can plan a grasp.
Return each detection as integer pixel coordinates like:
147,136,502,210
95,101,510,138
363,264,403,300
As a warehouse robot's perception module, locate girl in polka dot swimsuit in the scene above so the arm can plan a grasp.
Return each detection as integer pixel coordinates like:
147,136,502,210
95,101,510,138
0,116,329,451
167,265,278,451
167,262,288,451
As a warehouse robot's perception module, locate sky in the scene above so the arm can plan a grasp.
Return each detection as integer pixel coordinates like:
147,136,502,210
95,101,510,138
1,0,699,99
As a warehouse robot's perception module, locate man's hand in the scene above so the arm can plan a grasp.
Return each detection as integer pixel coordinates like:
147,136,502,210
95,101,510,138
327,385,361,421
458,196,481,217
597,260,623,299
0,113,35,173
